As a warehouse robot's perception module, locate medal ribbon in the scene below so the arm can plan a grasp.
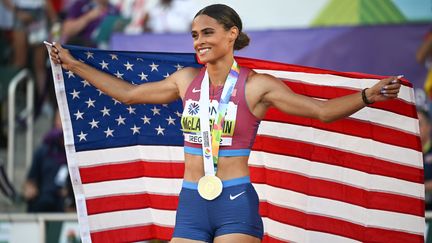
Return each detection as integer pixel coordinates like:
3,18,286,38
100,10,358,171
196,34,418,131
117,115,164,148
199,60,240,175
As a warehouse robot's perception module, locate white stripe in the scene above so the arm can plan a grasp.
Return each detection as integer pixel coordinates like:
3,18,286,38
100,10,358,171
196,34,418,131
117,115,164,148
88,208,175,232
262,217,361,243
310,97,418,135
50,48,92,243
89,211,361,242
258,121,422,168
254,184,424,234
76,145,185,166
254,69,414,103
349,107,419,135
83,177,182,198
83,176,423,234
249,151,424,199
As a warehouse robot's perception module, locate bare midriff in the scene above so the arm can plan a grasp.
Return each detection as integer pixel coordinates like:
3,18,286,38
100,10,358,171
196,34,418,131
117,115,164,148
183,153,250,182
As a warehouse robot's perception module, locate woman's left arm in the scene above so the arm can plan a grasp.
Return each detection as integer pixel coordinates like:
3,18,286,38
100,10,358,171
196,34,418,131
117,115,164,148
252,74,402,123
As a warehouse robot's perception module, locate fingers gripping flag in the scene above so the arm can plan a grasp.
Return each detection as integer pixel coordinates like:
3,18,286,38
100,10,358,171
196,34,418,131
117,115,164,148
47,45,424,243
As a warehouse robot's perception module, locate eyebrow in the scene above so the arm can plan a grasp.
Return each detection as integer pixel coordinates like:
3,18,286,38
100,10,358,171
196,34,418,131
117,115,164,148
191,27,215,35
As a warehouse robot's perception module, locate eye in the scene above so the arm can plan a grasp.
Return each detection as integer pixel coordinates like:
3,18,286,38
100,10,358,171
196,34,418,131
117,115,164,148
191,33,198,40
203,30,213,35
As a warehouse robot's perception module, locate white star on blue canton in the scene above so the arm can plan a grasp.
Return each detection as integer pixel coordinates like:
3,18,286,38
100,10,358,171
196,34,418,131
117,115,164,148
97,89,104,96
112,98,121,105
138,72,148,81
130,124,141,135
77,131,87,141
70,89,80,99
175,111,182,117
141,115,151,124
163,73,170,78
85,98,96,108
155,125,165,135
100,106,111,116
124,61,134,71
114,71,124,79
174,63,184,70
104,127,114,137
166,116,176,125
127,106,136,114
74,110,84,120
66,70,75,78
89,119,99,129
110,54,118,60
115,115,126,125
151,106,161,115
149,62,159,72
85,51,94,59
99,60,109,70
81,80,90,87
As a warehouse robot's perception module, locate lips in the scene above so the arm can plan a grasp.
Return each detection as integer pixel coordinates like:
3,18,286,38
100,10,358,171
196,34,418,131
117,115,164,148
197,47,210,55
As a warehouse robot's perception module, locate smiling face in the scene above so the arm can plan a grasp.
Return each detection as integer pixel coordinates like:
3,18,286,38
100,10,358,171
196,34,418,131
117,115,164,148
191,14,238,64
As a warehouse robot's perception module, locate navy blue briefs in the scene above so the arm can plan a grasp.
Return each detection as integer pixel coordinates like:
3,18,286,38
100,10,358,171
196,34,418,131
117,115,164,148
173,176,263,242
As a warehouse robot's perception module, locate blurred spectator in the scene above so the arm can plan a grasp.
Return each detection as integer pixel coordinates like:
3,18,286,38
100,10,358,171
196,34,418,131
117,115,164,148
23,110,69,212
61,0,119,47
0,1,13,148
111,0,148,34
0,159,17,203
144,0,197,33
418,109,432,210
0,1,13,31
2,0,58,115
417,27,432,99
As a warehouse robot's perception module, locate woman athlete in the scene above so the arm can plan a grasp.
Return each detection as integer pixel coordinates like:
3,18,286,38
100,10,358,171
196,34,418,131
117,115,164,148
50,4,402,243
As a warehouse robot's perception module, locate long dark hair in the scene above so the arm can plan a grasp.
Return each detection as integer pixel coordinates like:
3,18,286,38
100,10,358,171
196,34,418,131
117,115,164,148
194,4,250,50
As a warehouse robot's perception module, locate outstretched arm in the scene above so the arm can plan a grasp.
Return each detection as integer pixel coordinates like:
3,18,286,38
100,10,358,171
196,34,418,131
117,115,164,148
50,43,195,105
250,73,402,122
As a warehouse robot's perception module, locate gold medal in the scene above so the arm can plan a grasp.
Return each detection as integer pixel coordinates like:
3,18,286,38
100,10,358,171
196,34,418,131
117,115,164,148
198,175,223,200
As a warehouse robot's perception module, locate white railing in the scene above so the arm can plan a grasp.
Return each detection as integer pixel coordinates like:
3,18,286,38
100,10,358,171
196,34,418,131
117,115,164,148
0,213,77,243
7,69,34,183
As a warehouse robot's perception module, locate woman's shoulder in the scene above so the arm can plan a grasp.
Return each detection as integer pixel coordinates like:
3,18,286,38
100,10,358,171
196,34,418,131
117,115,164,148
169,66,202,93
171,66,201,83
246,69,279,86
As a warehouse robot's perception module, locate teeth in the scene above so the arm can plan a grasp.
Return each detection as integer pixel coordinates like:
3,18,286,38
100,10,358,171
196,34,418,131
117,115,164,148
199,48,209,54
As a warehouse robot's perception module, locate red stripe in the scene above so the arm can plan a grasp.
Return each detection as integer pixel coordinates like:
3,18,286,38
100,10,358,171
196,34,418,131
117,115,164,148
253,135,423,184
265,108,420,152
86,193,178,215
250,167,423,216
262,234,290,243
83,164,422,217
260,202,423,243
80,136,422,186
87,199,421,243
79,161,184,184
283,80,416,118
91,224,173,243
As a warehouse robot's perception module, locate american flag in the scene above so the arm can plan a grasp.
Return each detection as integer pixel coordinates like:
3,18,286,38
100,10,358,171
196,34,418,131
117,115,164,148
48,45,424,243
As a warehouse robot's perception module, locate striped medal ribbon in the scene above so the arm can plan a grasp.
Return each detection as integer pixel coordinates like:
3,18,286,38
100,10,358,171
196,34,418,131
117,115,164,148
198,60,240,200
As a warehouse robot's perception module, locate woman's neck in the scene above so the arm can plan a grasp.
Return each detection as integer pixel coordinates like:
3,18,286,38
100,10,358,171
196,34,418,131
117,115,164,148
206,55,235,86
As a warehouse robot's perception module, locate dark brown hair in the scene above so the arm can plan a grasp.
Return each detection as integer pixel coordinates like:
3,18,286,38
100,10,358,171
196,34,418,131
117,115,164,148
194,4,250,50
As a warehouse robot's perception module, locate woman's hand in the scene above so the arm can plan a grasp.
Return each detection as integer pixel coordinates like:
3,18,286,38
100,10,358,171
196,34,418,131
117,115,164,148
364,75,403,104
49,43,78,71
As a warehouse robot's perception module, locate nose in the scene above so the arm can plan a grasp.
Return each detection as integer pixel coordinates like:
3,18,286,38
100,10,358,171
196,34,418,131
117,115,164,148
194,35,205,49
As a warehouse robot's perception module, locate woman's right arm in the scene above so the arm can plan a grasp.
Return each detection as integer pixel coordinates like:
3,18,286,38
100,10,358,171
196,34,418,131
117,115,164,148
50,43,190,105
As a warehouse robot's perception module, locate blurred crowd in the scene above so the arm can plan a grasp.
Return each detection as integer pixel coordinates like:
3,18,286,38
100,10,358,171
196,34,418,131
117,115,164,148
417,27,432,213
0,0,197,214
